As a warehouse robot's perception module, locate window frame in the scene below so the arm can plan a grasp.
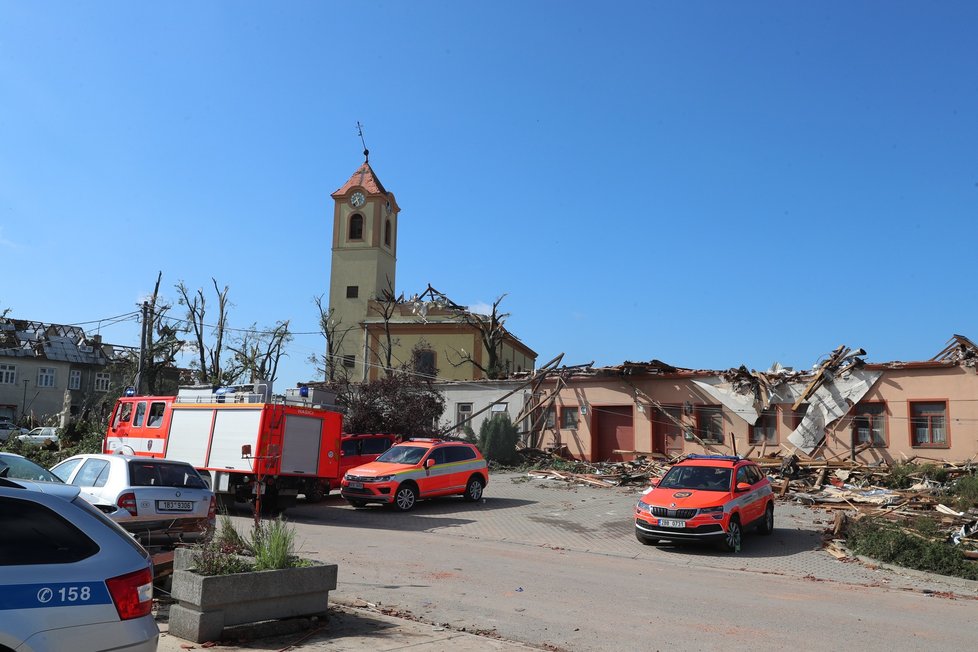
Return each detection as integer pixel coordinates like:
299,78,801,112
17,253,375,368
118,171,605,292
0,363,15,384
560,406,580,430
909,400,949,448
94,371,111,392
384,219,392,246
748,407,779,446
342,354,356,369
68,369,81,390
348,213,364,240
694,405,724,444
346,285,359,299
37,367,56,388
851,401,887,447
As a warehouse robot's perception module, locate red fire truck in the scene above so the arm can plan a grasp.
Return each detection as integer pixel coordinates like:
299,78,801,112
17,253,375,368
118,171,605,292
103,385,343,512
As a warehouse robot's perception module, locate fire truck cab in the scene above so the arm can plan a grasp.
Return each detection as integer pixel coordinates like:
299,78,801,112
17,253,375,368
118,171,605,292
104,384,343,513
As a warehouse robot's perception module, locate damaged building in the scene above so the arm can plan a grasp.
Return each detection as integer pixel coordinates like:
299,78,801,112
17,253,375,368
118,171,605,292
523,335,978,465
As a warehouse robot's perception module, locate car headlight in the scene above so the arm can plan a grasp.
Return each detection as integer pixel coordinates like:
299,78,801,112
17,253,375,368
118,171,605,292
370,475,395,483
635,500,653,513
698,506,724,514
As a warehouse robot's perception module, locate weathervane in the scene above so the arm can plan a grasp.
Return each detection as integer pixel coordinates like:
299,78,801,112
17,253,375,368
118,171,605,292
357,121,369,162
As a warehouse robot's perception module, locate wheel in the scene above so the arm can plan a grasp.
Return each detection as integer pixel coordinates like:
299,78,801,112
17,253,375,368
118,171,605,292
392,484,418,511
757,503,774,535
464,476,484,502
305,482,329,503
347,499,367,508
718,517,742,552
635,531,659,546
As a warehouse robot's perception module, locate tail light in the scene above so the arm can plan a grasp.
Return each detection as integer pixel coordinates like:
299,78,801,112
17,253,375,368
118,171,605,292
117,492,137,516
105,566,154,620
207,495,217,523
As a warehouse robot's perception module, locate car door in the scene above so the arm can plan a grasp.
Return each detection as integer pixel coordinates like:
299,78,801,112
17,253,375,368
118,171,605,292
69,458,114,509
419,446,448,496
443,445,476,492
736,465,763,524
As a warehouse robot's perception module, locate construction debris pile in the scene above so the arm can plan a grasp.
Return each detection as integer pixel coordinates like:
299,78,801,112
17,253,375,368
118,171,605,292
520,448,978,560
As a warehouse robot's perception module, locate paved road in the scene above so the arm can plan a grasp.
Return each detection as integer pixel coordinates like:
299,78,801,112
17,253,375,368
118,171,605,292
219,472,978,651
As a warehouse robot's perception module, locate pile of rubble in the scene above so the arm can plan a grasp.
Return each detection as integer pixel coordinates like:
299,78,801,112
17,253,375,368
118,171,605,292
519,448,978,557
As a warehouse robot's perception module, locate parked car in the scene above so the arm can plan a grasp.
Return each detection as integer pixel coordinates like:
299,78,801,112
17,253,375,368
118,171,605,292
17,426,59,446
341,438,488,511
0,478,159,651
634,454,774,552
303,433,399,502
0,451,64,483
50,454,216,544
0,418,28,442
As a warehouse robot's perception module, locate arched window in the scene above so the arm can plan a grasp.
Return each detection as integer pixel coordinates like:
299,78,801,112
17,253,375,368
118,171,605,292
384,219,392,246
349,214,363,240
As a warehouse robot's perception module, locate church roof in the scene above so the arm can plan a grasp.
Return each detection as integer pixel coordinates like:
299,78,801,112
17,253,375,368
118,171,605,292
332,160,388,197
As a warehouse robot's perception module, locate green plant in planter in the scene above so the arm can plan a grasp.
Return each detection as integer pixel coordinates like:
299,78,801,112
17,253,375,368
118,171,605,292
191,514,307,576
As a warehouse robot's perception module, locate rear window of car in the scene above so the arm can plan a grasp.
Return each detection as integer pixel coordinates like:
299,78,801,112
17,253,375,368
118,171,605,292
0,496,99,565
128,461,206,488
0,454,64,483
361,436,393,455
444,446,477,463
70,496,149,559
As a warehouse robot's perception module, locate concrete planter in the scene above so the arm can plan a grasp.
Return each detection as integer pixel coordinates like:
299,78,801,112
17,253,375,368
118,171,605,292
168,547,338,643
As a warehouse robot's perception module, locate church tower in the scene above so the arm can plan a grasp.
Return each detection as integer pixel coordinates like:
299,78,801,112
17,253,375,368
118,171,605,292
327,153,400,379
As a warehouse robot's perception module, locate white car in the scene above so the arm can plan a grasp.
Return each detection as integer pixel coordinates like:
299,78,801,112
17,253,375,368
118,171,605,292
0,418,27,442
0,451,64,483
0,478,159,651
51,454,216,544
16,426,59,446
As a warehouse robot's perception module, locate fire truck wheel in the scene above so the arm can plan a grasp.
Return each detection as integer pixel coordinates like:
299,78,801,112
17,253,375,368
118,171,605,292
305,483,328,503
392,484,418,511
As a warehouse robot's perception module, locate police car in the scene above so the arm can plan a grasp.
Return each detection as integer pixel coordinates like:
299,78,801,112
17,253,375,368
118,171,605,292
0,478,159,651
634,454,774,552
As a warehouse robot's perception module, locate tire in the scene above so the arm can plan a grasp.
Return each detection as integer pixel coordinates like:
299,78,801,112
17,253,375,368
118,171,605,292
718,517,742,552
635,531,660,546
347,499,367,508
464,476,485,502
757,503,775,535
305,482,329,503
392,484,418,511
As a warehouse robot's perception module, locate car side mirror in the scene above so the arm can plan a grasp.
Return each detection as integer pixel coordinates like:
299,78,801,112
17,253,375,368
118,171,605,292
425,458,435,469
241,444,252,458
736,482,751,492
649,477,661,487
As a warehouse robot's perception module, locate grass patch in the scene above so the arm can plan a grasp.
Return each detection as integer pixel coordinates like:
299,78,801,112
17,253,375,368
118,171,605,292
191,515,309,575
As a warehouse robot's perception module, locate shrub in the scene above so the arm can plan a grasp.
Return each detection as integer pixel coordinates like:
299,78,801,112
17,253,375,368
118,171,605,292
952,474,978,512
478,414,519,466
845,517,978,581
190,515,306,575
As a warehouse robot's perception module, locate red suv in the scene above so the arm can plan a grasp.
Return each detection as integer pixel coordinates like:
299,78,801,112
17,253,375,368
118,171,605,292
634,455,774,552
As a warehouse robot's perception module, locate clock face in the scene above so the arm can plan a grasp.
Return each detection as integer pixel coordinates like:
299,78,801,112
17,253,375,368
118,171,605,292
350,191,366,208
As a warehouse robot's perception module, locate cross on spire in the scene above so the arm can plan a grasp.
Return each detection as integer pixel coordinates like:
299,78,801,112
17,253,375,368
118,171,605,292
357,121,369,162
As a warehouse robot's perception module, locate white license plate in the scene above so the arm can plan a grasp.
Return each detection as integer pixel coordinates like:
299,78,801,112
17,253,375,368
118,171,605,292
659,519,686,528
157,500,193,511
348,481,363,489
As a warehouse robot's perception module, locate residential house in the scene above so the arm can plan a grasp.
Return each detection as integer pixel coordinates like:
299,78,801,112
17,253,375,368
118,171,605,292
529,336,978,464
0,319,134,426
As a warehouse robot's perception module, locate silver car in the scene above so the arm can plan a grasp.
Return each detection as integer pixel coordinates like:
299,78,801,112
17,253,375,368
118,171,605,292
16,426,59,446
0,451,64,483
51,454,215,544
0,478,159,651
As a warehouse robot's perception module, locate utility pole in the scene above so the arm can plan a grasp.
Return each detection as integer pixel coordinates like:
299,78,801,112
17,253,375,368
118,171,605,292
134,301,149,395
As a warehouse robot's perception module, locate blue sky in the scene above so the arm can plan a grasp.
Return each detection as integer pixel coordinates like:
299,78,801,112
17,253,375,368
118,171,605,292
2,2,976,388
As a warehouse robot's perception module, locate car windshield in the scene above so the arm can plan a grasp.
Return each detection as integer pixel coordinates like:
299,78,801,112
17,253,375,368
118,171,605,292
658,465,731,491
0,454,63,483
376,445,427,465
128,461,207,488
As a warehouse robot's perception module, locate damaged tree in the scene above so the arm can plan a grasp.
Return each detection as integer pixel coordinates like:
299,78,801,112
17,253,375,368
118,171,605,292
312,294,348,382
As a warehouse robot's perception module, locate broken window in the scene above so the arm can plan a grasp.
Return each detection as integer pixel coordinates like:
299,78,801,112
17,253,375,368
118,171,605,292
348,214,364,240
560,406,579,429
694,405,723,443
910,401,947,447
852,402,886,447
749,408,778,445
414,349,436,377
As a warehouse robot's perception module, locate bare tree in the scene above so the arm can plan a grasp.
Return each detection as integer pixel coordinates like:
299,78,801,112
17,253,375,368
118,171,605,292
142,272,183,394
312,294,349,382
369,279,404,377
176,278,232,385
446,294,512,380
228,321,292,384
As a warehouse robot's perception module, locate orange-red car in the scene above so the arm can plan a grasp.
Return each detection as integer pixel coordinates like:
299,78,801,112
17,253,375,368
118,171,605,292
634,455,774,552
340,439,488,511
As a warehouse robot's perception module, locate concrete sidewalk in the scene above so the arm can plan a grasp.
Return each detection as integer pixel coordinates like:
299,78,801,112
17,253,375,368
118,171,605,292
155,599,536,651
